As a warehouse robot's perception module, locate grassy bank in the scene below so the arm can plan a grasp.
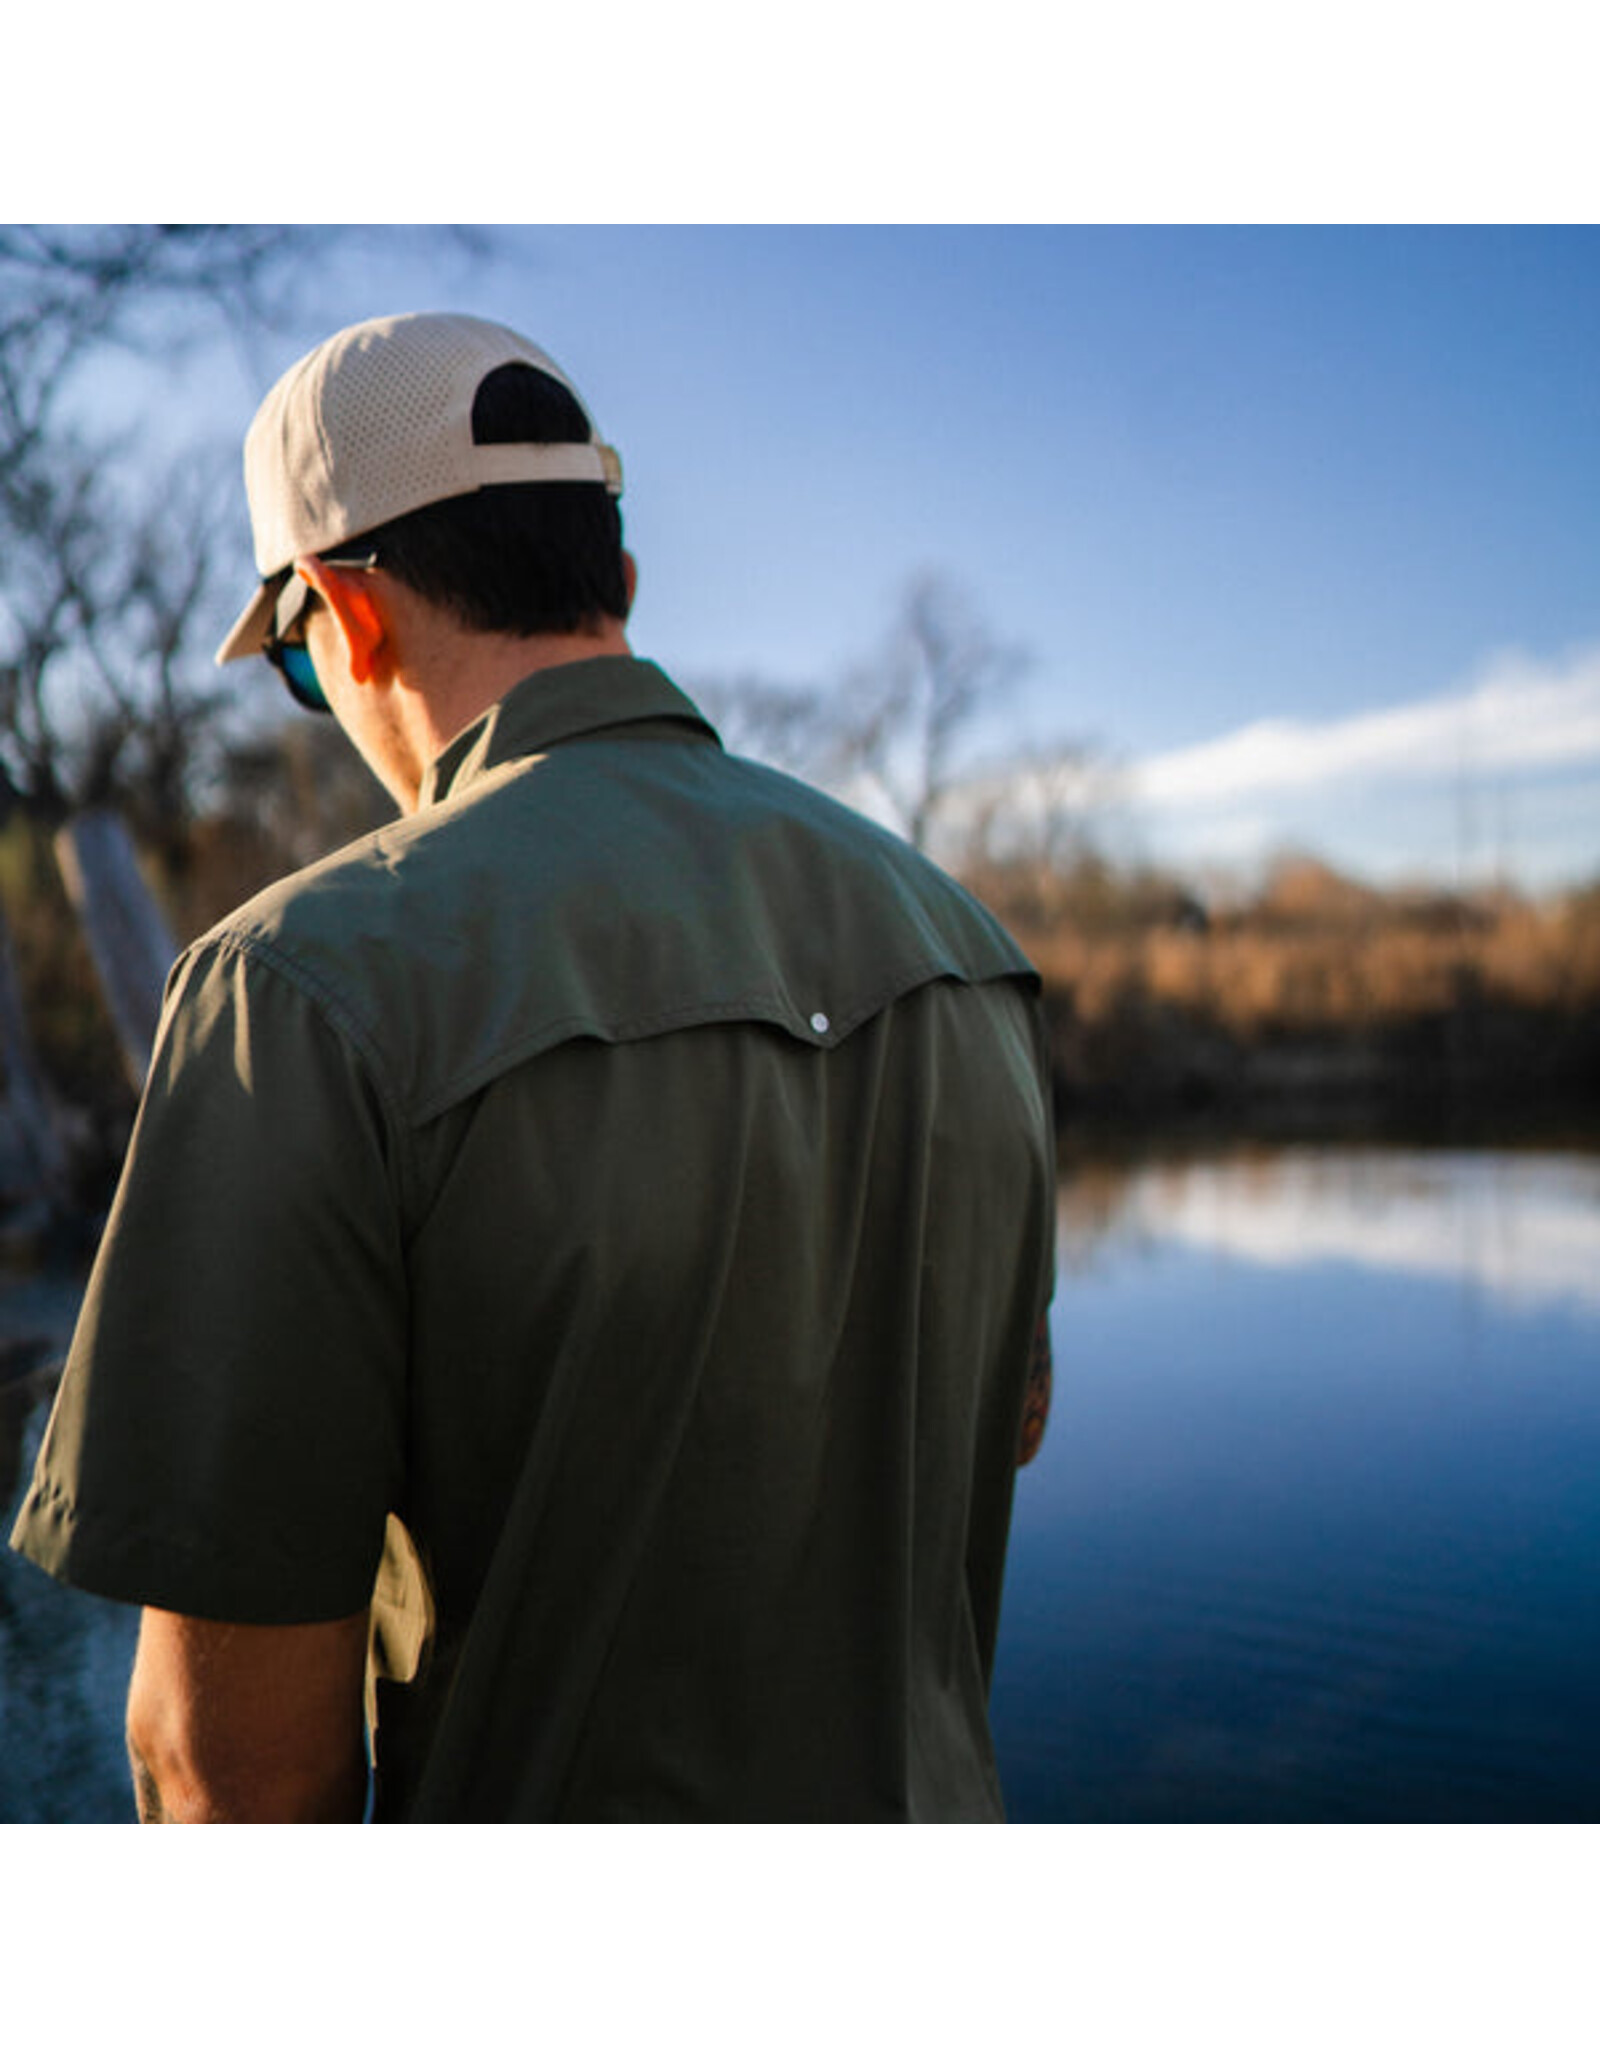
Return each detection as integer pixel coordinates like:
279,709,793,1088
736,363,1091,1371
966,855,1600,1128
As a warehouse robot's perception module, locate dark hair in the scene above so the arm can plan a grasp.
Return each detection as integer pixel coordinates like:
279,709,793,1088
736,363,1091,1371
349,362,628,634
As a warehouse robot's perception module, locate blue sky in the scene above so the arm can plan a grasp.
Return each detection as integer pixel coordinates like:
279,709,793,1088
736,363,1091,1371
132,225,1600,893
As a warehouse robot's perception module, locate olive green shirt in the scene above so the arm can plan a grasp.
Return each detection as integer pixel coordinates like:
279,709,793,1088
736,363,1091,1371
12,656,1056,1820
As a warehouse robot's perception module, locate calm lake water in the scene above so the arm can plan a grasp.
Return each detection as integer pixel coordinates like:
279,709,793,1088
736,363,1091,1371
992,1140,1600,1822
4,1138,1598,1822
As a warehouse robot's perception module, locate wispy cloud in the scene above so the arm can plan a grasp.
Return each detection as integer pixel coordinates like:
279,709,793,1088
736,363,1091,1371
1132,647,1600,812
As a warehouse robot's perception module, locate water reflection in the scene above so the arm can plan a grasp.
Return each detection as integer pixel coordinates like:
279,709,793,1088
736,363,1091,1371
1095,1147,1600,1316
993,1142,1600,1822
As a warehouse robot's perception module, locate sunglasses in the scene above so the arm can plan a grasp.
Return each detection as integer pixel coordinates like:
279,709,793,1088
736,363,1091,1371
262,553,380,714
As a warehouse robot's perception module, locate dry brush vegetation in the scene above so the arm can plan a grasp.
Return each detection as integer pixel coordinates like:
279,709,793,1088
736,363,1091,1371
964,852,1600,1122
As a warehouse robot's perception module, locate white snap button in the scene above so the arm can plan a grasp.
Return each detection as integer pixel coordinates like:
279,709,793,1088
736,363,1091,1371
810,1012,830,1034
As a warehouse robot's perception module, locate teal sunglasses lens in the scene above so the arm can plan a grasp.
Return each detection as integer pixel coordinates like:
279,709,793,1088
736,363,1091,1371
265,553,377,714
278,643,329,714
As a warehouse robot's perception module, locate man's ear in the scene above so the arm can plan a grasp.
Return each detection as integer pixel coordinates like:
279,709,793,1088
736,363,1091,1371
621,550,638,620
296,556,389,684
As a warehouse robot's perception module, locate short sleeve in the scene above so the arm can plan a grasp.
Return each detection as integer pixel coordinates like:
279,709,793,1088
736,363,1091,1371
9,937,409,1623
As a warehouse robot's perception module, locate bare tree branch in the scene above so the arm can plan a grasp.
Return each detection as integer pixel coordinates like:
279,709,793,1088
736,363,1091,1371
688,672,842,783
0,227,363,829
840,572,1028,850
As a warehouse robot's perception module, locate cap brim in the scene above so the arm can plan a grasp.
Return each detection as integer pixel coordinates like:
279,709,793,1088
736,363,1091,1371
215,580,278,666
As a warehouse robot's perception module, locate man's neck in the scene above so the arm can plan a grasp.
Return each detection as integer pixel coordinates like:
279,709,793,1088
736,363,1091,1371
386,618,632,811
421,618,634,761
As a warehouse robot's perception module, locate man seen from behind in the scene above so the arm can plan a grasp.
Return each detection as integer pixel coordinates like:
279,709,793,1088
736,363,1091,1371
10,312,1056,1821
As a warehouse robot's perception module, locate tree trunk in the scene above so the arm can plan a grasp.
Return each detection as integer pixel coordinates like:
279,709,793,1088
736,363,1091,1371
54,809,177,1093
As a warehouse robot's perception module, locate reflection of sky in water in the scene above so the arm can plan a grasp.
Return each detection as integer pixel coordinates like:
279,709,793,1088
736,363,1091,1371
997,1146,1600,1821
1066,1148,1600,1317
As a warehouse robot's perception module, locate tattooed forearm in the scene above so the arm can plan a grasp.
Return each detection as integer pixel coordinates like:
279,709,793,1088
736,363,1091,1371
130,1739,169,1823
1017,1311,1052,1467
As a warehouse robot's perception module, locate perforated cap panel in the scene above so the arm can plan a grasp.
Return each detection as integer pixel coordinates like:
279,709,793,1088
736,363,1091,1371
218,312,621,661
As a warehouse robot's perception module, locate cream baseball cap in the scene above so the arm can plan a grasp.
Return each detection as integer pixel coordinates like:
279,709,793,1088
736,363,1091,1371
216,311,623,664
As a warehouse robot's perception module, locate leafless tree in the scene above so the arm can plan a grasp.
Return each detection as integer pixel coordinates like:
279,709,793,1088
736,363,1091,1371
0,227,303,432
840,572,1028,852
0,226,486,834
687,672,841,784
0,228,330,825
955,744,1119,915
688,575,1071,879
0,228,479,1202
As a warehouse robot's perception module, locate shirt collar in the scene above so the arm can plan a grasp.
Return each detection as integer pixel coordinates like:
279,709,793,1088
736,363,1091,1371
419,656,721,810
